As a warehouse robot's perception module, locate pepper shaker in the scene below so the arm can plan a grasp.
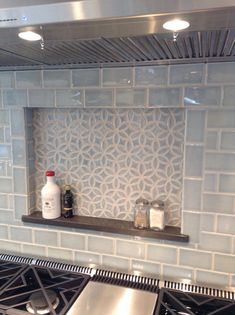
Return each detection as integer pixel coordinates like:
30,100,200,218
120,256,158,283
133,198,149,229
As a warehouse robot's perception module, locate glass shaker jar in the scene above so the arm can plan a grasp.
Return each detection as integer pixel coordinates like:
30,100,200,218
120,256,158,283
133,198,149,229
149,200,165,230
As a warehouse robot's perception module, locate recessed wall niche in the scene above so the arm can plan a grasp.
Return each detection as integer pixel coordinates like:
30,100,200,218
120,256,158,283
27,108,185,227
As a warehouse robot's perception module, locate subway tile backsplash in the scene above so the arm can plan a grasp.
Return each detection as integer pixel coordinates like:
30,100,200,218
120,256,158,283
0,63,235,288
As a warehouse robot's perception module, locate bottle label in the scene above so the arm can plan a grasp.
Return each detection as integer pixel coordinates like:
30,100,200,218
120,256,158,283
42,198,55,212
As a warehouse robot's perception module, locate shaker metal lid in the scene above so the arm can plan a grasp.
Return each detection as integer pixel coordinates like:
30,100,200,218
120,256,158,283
150,200,165,208
135,198,149,205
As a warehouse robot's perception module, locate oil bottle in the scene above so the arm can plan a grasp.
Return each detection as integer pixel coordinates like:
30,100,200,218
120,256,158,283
41,170,61,219
63,185,74,218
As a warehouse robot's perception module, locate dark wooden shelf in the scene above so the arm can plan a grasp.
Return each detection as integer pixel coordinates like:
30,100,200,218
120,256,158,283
22,211,189,242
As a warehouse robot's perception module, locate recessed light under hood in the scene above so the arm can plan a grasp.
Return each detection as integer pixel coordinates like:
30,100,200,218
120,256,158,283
18,31,42,41
163,19,190,31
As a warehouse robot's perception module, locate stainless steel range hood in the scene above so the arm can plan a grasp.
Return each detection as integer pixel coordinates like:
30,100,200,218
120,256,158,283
0,0,235,69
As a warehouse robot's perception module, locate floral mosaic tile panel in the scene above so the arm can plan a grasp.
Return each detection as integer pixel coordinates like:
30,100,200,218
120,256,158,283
33,108,184,226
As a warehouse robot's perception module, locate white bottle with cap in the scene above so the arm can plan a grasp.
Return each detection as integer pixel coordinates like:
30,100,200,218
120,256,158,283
41,170,61,219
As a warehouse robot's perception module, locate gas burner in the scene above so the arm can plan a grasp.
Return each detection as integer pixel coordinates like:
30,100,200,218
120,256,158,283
26,290,59,314
155,288,235,315
0,265,90,315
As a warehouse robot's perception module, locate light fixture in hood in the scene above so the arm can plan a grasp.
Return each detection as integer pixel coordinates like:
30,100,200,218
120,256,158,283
163,19,190,31
18,31,42,41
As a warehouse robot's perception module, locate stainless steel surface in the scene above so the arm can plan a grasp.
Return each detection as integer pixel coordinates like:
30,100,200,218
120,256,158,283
0,28,234,69
0,0,234,28
0,0,233,68
66,281,158,315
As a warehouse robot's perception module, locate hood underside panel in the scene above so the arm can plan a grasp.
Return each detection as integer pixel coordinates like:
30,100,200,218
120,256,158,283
0,29,235,70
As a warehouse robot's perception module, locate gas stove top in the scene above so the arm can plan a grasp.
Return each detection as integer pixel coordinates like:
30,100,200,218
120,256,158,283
155,287,235,314
0,256,90,315
0,253,234,315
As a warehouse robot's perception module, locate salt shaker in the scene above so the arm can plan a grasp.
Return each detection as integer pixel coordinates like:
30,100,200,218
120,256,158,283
133,198,149,229
149,200,165,230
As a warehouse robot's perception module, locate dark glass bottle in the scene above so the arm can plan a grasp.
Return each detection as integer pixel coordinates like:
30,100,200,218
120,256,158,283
63,185,73,218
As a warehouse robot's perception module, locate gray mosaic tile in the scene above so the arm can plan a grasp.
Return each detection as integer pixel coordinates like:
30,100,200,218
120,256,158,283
32,108,184,225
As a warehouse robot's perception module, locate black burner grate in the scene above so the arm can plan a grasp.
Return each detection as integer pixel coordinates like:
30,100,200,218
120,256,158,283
0,265,90,315
154,288,235,315
0,259,27,291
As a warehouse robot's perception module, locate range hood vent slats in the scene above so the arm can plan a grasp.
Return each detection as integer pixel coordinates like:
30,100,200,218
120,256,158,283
0,29,234,69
